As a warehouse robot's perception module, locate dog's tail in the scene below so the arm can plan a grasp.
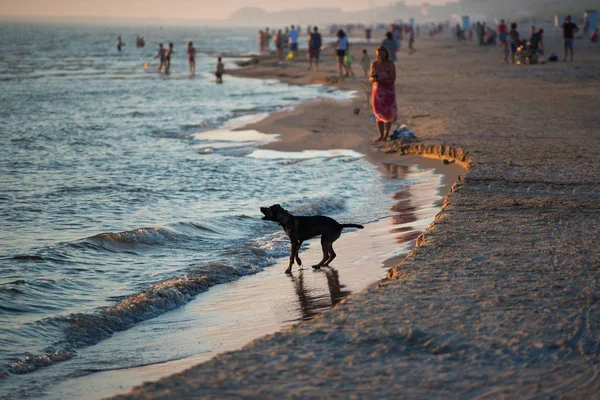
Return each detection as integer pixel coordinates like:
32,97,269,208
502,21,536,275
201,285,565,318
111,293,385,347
341,224,364,229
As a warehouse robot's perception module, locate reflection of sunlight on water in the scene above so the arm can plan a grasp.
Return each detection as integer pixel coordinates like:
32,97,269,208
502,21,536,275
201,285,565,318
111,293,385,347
382,163,444,246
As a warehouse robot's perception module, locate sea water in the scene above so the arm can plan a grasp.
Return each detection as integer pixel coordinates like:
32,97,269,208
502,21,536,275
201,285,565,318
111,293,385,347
0,21,443,398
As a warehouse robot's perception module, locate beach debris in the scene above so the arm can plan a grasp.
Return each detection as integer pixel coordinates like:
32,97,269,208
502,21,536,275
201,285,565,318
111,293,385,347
390,125,417,141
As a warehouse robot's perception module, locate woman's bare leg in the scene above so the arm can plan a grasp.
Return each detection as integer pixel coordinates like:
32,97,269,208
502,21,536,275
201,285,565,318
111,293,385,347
383,122,392,140
374,121,385,142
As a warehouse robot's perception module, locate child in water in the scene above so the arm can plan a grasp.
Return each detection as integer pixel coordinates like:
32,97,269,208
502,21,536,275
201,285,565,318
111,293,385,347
361,49,370,77
215,57,225,83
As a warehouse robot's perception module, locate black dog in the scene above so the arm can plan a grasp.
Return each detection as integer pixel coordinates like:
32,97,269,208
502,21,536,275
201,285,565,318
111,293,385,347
260,204,364,274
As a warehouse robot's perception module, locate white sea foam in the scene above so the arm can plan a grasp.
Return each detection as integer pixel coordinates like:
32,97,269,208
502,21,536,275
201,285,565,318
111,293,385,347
247,149,364,160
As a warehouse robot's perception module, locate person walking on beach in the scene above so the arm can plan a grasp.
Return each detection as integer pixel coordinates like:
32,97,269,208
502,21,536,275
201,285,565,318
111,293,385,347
365,27,372,43
509,23,520,64
335,30,351,78
498,19,508,63
215,57,225,83
282,27,290,58
381,32,398,63
289,25,299,59
308,26,322,71
164,42,174,74
187,41,196,76
498,19,507,46
562,16,579,61
370,47,397,142
154,43,165,73
408,26,416,54
392,24,402,50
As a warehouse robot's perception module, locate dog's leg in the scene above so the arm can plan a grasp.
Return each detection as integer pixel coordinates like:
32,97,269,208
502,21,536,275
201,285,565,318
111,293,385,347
286,242,299,274
295,241,303,268
324,244,336,266
312,240,330,269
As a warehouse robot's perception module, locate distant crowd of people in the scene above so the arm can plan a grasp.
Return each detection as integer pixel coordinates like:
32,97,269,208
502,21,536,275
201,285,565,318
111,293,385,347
455,14,595,64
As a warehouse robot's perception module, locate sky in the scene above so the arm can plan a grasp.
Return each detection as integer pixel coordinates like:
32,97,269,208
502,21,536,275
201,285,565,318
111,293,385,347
0,0,451,20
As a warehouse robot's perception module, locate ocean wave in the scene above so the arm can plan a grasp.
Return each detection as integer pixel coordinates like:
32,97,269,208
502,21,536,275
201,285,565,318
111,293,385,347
6,260,265,375
289,197,348,217
8,351,74,375
79,221,223,251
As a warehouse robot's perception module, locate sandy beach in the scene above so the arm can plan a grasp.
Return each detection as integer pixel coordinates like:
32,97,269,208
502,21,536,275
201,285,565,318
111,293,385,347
116,30,600,398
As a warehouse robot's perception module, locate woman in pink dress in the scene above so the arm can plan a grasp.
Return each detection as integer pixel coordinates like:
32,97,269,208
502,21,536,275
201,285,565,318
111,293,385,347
370,47,397,142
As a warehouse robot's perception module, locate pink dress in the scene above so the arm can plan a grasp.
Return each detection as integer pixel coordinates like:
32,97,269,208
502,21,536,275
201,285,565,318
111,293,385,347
372,67,398,123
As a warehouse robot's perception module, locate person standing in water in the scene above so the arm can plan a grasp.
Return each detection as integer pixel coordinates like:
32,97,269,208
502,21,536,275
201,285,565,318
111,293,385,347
187,41,196,76
116,36,124,52
164,42,174,74
154,43,165,73
370,46,397,142
215,57,225,83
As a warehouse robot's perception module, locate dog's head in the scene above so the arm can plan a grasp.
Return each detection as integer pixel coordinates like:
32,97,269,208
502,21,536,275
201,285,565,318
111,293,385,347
260,204,291,223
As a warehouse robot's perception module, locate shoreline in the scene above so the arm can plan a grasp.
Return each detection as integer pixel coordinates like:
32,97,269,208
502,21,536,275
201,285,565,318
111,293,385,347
33,63,462,399
119,32,600,398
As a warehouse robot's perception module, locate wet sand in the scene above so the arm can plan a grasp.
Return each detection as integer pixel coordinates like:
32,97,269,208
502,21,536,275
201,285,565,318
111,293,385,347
117,30,600,398
50,157,459,400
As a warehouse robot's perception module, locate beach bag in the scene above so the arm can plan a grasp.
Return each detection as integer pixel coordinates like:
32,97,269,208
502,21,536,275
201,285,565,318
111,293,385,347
390,125,416,140
286,52,294,60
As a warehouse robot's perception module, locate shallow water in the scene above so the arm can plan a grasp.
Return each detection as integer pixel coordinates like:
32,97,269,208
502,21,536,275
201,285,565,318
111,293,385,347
0,21,447,398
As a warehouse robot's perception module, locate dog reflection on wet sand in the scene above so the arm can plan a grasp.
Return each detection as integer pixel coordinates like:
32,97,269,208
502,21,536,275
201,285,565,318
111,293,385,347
290,267,350,321
260,204,364,274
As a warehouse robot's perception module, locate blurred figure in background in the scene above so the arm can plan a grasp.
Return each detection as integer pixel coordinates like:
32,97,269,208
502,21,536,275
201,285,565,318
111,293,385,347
562,15,579,61
215,57,224,83
408,26,416,54
308,26,322,71
258,30,264,53
289,25,299,59
187,41,196,76
509,22,520,64
335,30,350,77
164,42,174,74
154,43,165,73
275,30,283,62
361,49,370,77
381,31,398,63
116,36,124,52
